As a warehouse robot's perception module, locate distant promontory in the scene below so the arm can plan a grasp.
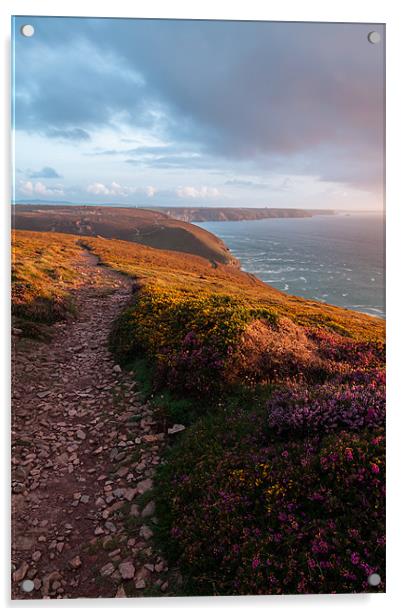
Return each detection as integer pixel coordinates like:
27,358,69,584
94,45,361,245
154,207,334,222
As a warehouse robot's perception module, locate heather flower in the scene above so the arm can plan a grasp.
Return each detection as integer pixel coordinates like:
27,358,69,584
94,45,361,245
345,448,354,461
252,557,260,569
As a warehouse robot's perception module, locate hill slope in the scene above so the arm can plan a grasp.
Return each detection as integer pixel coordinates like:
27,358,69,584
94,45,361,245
12,229,385,596
13,205,236,265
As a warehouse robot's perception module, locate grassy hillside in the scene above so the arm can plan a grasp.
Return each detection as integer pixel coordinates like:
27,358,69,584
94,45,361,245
82,234,384,343
13,205,236,265
12,229,385,594
81,233,384,595
11,231,83,335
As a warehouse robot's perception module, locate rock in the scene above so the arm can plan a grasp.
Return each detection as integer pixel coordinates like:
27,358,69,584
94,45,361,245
94,526,104,536
111,570,122,583
142,434,160,443
13,561,29,582
115,585,127,598
42,571,61,596
69,555,82,569
135,579,146,589
123,488,136,502
100,562,115,577
161,581,169,592
37,391,50,399
139,525,154,541
136,478,153,495
130,504,140,517
12,327,23,335
168,424,186,435
141,500,155,517
80,495,90,504
113,365,122,373
33,577,42,590
76,430,86,440
118,562,135,580
32,550,42,562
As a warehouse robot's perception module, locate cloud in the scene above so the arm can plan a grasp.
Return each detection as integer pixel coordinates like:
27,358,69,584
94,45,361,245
13,31,165,141
225,176,295,192
86,182,157,198
145,186,157,197
87,181,127,196
46,128,91,141
28,166,62,179
89,143,210,170
176,186,220,199
13,17,384,197
225,178,269,190
19,180,64,197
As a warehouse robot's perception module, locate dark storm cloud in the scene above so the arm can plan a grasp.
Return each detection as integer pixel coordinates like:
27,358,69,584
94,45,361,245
28,166,62,179
13,17,384,191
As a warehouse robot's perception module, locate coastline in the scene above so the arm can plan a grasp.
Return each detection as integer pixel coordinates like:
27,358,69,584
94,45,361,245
196,214,385,320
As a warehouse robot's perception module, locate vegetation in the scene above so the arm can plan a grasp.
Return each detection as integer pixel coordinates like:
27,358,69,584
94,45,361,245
78,233,384,594
12,228,385,594
11,231,82,334
157,407,384,595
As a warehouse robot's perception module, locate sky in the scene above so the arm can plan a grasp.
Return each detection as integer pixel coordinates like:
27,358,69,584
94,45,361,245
12,17,385,209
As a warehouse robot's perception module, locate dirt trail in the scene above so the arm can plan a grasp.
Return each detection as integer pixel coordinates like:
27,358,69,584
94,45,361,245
11,251,178,599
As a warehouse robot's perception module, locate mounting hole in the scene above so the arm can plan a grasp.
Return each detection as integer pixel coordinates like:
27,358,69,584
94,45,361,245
367,573,381,587
21,579,34,592
21,24,35,38
368,31,381,44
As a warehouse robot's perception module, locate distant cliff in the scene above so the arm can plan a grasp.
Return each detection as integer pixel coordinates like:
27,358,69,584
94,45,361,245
156,207,334,223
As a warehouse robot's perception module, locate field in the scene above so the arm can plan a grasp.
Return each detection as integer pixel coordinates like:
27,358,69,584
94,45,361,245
12,228,385,595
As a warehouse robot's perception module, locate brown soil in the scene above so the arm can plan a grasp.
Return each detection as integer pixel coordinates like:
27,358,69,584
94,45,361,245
11,251,180,600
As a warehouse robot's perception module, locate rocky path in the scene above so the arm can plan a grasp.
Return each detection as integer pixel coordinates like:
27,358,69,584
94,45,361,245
11,251,178,599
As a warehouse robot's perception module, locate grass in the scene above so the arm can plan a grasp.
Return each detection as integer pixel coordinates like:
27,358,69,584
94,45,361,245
11,230,83,334
83,234,384,342
13,228,384,342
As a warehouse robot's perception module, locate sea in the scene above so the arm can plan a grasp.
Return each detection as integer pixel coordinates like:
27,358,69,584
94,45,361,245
197,212,385,319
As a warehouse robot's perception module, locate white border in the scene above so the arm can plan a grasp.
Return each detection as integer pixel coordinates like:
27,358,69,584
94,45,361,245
1,1,401,614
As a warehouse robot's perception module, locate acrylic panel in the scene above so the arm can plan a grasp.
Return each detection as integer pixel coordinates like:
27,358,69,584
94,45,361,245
11,16,385,599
